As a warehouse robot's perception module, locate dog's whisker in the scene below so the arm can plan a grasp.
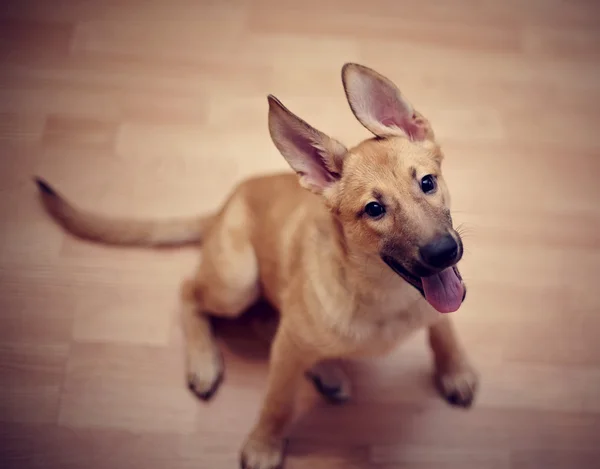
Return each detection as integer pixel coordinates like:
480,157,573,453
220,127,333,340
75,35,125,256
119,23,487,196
455,222,477,239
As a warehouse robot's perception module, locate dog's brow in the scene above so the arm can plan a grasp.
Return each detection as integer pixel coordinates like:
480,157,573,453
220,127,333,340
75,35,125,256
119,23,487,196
410,167,417,179
372,189,383,201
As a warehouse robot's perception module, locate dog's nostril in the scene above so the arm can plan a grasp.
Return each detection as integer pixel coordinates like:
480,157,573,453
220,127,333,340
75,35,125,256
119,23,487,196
420,234,459,269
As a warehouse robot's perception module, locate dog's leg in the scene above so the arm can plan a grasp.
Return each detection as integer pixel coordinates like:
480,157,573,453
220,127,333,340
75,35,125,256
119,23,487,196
249,313,352,404
182,196,260,400
428,316,479,408
181,281,224,400
182,270,259,400
306,360,351,404
241,327,316,469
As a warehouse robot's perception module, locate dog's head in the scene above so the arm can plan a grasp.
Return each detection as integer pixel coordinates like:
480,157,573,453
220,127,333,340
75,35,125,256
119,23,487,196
268,63,465,314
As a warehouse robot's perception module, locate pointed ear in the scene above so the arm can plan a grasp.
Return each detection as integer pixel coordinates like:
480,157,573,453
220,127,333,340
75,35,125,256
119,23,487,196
341,63,433,141
268,95,348,194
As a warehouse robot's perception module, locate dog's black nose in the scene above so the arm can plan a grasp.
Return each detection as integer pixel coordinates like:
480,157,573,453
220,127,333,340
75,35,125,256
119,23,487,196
420,234,459,269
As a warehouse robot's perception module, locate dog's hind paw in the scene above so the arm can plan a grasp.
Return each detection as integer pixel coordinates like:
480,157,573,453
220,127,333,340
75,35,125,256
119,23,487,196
240,436,286,469
186,350,224,401
435,363,479,408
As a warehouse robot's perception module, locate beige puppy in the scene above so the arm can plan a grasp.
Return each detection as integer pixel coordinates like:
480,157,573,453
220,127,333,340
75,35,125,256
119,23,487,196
36,63,478,469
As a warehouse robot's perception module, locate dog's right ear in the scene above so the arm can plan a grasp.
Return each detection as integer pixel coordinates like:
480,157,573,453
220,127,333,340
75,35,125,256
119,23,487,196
268,95,347,195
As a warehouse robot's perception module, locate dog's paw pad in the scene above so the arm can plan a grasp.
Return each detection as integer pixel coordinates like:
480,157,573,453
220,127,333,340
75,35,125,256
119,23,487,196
240,437,286,469
435,366,479,408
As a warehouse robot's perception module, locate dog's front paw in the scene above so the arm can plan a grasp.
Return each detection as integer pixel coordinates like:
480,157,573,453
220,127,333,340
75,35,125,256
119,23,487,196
240,435,286,469
435,362,479,408
307,360,352,404
186,349,223,401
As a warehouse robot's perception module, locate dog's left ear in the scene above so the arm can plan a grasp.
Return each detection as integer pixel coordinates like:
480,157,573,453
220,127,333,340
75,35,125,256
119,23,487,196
342,63,433,141
268,95,348,195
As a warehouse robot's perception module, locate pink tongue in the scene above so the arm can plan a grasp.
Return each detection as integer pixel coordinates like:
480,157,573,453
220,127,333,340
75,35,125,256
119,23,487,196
421,267,464,313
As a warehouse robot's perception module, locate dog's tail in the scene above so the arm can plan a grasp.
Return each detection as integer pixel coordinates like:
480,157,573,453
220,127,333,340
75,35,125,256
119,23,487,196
34,177,215,247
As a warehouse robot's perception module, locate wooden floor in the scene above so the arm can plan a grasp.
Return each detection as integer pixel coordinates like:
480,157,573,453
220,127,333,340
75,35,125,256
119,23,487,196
1,1,600,468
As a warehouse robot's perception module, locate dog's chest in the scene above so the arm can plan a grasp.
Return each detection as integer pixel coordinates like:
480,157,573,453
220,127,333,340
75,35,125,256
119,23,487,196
332,291,438,357
374,285,421,318
311,269,438,357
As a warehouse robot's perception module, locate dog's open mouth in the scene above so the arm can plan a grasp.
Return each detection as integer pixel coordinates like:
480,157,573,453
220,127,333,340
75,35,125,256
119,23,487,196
382,256,465,314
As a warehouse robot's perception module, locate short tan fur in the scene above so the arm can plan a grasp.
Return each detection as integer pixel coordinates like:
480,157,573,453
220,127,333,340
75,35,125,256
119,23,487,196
36,63,478,469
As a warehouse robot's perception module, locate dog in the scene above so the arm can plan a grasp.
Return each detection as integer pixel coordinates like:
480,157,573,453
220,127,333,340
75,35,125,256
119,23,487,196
36,63,478,469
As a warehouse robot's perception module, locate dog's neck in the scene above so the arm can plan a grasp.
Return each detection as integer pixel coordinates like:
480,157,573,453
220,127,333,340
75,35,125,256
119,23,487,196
324,211,422,310
307,211,425,339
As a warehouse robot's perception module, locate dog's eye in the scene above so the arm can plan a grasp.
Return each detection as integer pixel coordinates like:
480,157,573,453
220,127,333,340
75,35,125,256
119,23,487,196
365,202,385,218
420,175,437,194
